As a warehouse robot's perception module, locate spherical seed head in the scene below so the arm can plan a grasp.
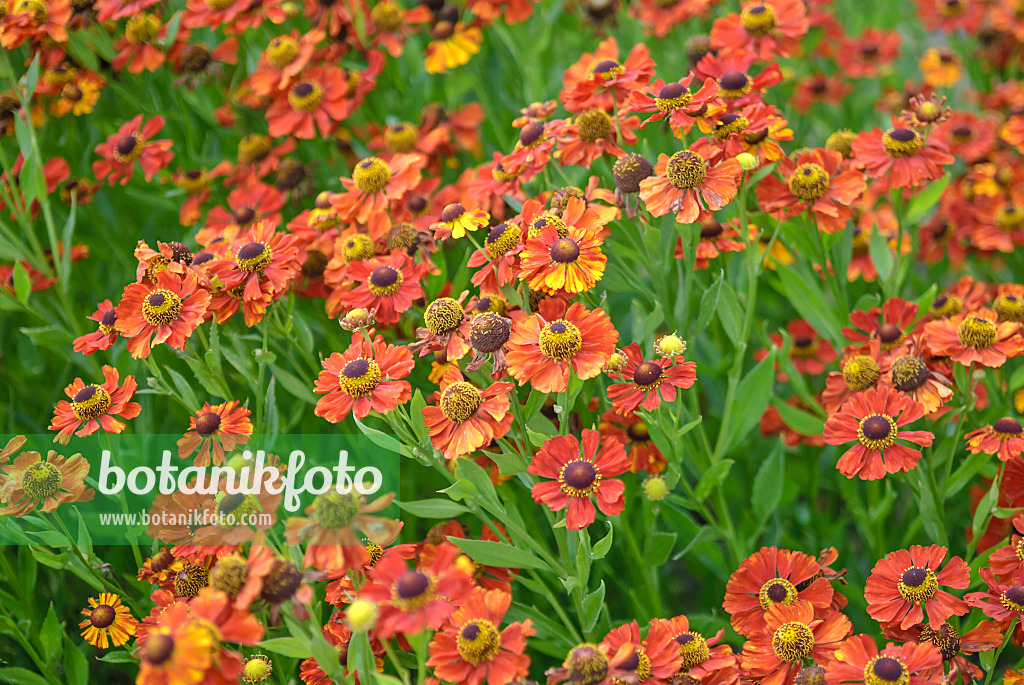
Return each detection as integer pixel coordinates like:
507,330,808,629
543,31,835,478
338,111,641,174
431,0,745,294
920,623,961,661
210,554,249,596
396,570,431,599
519,122,545,147
275,159,306,190
529,213,567,239
576,109,613,143
22,462,62,500
288,80,323,113
788,163,831,200
301,249,329,279
141,634,175,664
340,308,375,331
741,2,776,36
241,655,273,683
424,297,465,335
565,644,609,685
89,604,116,628
551,186,585,215
368,265,403,296
386,223,420,253
633,361,663,387
346,599,378,633
883,128,924,158
758,578,798,610
312,490,360,529
862,415,895,441
843,355,880,391
549,237,581,263
370,0,402,29
656,334,686,357
266,35,299,68
994,417,1023,436
195,411,222,436
342,234,375,262
457,619,502,665
890,355,928,392
685,35,711,64
469,312,512,353
338,357,381,396
72,384,112,421
440,203,466,224
440,381,481,423
485,222,521,259
794,666,826,685
613,153,654,193
260,558,303,603
1003,586,1024,612
666,151,707,189
643,475,669,501
474,296,509,317
352,157,392,194
125,13,160,43
736,152,759,170
995,294,1024,322
675,632,710,669
173,563,209,598
655,81,693,112
604,351,627,373
713,112,750,140
826,129,856,159
957,316,997,348
179,44,212,73
772,622,815,662
384,122,419,153
539,320,583,359
869,656,906,684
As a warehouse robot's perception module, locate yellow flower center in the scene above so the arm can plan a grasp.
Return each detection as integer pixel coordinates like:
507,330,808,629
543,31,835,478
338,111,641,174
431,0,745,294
242,655,273,684
142,289,182,326
826,129,855,159
353,157,392,194
384,122,419,153
485,222,521,258
125,13,160,43
666,151,707,190
439,381,481,423
539,320,583,360
424,297,465,335
740,3,776,36
371,0,403,30
313,490,360,529
772,622,814,663
72,384,112,421
655,82,693,112
338,358,382,396
713,112,750,140
287,81,323,113
675,632,710,669
882,128,923,158
266,36,299,68
22,461,63,500
995,294,1024,323
957,316,997,349
456,620,502,665
13,0,47,21
843,356,880,392
788,163,831,201
576,109,613,143
238,134,272,164
890,356,929,392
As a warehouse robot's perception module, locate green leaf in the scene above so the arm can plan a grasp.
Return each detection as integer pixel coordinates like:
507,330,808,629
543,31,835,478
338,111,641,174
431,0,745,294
62,637,88,685
39,603,62,661
163,366,199,410
751,440,785,525
398,499,470,518
353,416,409,457
746,161,778,187
905,174,950,224
647,531,676,566
971,473,1001,542
0,667,52,685
694,460,734,502
773,267,842,346
581,580,606,634
268,364,317,403
455,458,500,508
868,227,895,284
723,352,776,452
440,479,478,502
771,398,824,435
692,270,723,335
311,632,347,681
590,523,613,560
12,262,31,304
96,650,138,663
23,53,41,100
256,637,313,659
446,537,549,570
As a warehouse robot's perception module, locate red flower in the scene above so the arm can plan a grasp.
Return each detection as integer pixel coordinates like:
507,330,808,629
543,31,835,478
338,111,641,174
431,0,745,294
966,566,1024,642
822,386,934,480
115,269,210,358
334,252,427,324
740,601,852,685
599,410,666,475
527,429,630,530
826,634,942,685
92,114,174,185
966,417,1024,463
723,546,835,638
265,65,351,139
49,365,142,444
176,400,253,467
314,331,414,422
864,545,970,630
850,123,954,189
640,148,740,225
990,515,1024,585
647,615,738,685
756,148,866,234
924,309,1024,368
627,76,719,135
72,299,118,355
422,369,514,460
332,153,424,225
836,28,901,78
607,342,697,416
710,0,809,60
426,588,535,685
601,620,682,685
842,298,919,352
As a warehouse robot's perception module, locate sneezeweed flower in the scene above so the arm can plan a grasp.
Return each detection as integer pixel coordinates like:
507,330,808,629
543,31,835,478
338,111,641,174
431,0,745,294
115,269,211,358
639,147,741,225
628,76,719,136
506,299,618,393
468,221,522,297
756,148,866,234
0,448,94,515
0,0,71,48
989,514,1024,584
648,614,738,685
314,332,414,422
49,365,141,444
760,319,838,377
600,619,682,685
79,593,138,648
864,545,970,630
422,369,514,460
850,122,954,189
607,342,697,416
266,66,351,140
599,410,666,475
693,51,783,109
965,567,1024,643
675,219,748,270
431,202,490,240
724,546,836,638
836,28,901,79
739,601,852,685
410,293,472,361
285,489,401,572
883,346,953,416
965,417,1024,463
92,114,174,185
556,108,640,169
334,252,427,324
72,299,118,355
360,542,473,637
889,620,1003,684
918,47,961,89
426,588,535,685
176,401,253,466
332,153,424,225
424,20,482,74
823,385,934,480
710,0,808,60
842,298,919,353
825,634,943,685
546,642,645,685
821,340,885,415
241,654,273,684
465,311,514,378
528,429,629,530
924,310,1024,368
518,211,607,295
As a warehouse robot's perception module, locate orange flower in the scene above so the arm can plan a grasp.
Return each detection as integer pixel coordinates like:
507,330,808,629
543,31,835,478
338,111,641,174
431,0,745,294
965,417,1024,463
505,299,618,394
556,109,639,169
627,76,720,136
423,369,514,460
49,365,142,443
865,545,970,630
72,299,119,355
265,65,351,139
599,410,666,474
923,309,1024,368
176,400,253,466
424,21,482,74
739,601,852,685
285,489,401,572
756,148,865,234
518,219,606,296
0,0,70,48
607,342,697,415
647,614,739,685
92,114,174,185
836,28,901,78
333,251,427,323
332,153,424,225
850,122,954,189
314,331,414,422
919,47,961,88
601,620,682,685
115,269,211,358
640,147,740,225
79,593,138,648
710,0,809,60
826,634,943,685
0,448,94,516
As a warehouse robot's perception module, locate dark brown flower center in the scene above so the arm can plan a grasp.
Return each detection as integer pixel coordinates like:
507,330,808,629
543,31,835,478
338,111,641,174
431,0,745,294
550,238,581,263
994,417,1023,435
396,571,430,599
141,634,175,664
563,460,597,490
861,416,893,441
90,604,116,628
634,362,663,386
196,411,222,436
